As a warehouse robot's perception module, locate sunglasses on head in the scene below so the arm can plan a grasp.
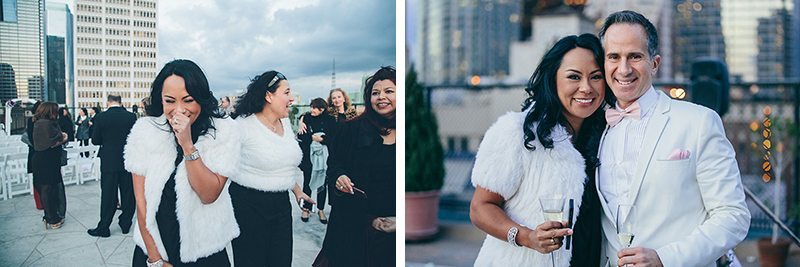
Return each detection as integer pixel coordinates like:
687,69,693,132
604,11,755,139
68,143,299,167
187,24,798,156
268,72,286,88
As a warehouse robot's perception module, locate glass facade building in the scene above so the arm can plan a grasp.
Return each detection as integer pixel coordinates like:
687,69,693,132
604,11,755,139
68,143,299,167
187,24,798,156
0,0,45,102
46,2,74,106
416,0,521,85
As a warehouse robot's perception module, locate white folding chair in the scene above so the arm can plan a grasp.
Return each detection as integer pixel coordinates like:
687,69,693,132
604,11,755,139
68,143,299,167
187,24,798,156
5,152,34,199
61,147,80,186
78,145,101,184
0,154,7,200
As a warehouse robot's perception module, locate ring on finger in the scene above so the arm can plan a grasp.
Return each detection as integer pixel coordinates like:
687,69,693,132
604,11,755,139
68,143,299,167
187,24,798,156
551,238,556,245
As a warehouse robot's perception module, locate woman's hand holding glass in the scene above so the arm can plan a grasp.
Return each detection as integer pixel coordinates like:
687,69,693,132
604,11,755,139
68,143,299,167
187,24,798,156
523,221,572,253
335,175,355,194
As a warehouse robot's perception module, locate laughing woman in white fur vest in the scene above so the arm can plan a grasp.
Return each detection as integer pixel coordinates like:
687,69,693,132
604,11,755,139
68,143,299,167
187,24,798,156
228,70,315,266
469,34,612,266
126,59,240,267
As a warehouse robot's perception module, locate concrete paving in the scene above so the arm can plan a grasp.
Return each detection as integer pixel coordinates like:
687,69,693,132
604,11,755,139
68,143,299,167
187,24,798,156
406,220,800,267
0,180,328,267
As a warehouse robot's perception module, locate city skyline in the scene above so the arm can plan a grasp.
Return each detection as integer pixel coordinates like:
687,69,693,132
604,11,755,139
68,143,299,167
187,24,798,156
157,0,396,102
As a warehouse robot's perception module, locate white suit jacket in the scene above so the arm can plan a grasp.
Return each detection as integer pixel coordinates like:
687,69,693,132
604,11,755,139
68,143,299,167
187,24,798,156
597,91,751,266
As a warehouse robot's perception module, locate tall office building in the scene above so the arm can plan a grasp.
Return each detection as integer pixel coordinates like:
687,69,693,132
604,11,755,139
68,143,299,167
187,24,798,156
46,2,74,106
46,36,66,103
74,0,157,109
757,8,793,80
672,0,726,81
722,0,795,82
0,0,45,102
416,0,521,85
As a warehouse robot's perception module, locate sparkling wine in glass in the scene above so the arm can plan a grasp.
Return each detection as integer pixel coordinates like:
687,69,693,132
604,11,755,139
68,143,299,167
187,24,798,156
540,194,565,267
616,204,635,266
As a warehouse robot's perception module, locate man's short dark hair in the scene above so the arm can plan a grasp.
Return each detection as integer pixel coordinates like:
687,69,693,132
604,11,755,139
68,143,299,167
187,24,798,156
310,97,328,110
107,94,122,103
598,10,659,58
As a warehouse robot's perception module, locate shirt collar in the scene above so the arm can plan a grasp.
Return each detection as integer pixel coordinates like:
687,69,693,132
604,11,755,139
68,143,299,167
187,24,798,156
615,86,658,118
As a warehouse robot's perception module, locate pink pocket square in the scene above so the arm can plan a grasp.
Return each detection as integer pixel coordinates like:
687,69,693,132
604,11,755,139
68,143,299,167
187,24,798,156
667,149,690,160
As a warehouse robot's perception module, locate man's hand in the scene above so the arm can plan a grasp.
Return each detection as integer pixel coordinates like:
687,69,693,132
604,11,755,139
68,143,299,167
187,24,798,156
618,247,663,267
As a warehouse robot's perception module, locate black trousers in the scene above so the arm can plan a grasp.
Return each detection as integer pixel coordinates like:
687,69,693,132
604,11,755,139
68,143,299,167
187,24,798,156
78,139,90,157
36,182,66,224
96,170,135,230
301,164,328,210
230,183,292,267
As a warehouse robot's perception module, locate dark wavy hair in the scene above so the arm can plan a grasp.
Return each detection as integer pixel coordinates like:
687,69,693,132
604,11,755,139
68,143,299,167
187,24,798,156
356,66,396,135
231,70,286,119
147,59,222,142
521,33,613,157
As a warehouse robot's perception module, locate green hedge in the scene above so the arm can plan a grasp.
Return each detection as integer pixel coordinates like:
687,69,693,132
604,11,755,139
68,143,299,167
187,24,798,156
405,66,445,192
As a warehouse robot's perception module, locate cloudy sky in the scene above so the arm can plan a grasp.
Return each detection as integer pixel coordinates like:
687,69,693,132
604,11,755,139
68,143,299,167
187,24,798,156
157,0,396,102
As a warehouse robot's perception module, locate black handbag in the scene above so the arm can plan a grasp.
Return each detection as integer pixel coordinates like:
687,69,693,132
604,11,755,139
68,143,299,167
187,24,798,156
60,146,68,166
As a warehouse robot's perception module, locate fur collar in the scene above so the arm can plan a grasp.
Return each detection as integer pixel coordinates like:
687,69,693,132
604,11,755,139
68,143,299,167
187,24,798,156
124,115,240,262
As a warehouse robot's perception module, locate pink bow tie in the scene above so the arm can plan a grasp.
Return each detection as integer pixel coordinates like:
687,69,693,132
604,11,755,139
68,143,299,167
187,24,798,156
605,102,641,127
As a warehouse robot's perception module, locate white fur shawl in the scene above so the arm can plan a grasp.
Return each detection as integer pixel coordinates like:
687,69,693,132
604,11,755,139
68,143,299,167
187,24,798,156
471,111,587,266
124,116,241,262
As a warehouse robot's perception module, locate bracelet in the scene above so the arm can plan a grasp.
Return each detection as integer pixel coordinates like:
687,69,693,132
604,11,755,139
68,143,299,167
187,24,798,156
184,148,200,161
507,226,522,247
146,258,164,267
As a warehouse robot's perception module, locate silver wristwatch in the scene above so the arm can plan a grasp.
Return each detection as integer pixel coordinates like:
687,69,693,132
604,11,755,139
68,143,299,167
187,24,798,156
184,148,200,161
507,226,522,247
146,258,164,267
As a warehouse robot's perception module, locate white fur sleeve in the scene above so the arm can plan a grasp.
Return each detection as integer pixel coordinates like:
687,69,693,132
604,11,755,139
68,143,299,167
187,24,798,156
195,118,240,179
471,112,526,200
124,117,166,176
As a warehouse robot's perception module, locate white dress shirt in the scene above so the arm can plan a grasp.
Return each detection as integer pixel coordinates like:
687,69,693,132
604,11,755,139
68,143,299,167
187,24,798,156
599,87,659,217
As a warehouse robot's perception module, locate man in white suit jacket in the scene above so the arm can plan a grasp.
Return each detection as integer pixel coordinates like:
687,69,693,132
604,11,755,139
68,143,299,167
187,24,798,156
596,11,751,266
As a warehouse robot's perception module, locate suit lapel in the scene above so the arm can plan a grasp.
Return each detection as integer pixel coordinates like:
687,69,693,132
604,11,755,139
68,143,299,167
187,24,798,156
596,125,614,222
628,92,671,205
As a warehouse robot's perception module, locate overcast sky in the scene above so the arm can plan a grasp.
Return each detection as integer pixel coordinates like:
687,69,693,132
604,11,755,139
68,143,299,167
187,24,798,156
157,0,396,103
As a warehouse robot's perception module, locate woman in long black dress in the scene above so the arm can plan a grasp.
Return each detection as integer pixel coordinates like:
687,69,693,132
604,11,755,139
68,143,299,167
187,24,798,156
32,102,68,229
315,66,396,267
125,59,240,267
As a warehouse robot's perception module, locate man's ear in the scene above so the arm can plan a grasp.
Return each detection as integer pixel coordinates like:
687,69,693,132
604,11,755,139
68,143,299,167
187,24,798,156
651,54,661,75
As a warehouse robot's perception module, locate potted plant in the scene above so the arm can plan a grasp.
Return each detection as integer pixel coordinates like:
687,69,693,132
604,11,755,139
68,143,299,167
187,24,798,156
751,106,797,266
405,66,445,241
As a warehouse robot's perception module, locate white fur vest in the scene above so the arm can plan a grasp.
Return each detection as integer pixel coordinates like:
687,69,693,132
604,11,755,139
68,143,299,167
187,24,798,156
471,111,587,266
124,116,241,262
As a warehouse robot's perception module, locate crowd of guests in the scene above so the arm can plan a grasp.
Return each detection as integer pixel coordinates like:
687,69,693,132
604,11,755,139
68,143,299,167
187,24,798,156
20,60,395,266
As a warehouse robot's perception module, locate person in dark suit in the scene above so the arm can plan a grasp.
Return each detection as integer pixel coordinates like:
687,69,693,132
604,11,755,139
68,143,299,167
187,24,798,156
87,95,137,237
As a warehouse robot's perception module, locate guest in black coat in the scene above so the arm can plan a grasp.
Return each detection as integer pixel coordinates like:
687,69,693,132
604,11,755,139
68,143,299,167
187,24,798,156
87,95,137,237
32,102,69,229
314,66,396,267
297,97,335,223
25,101,41,174
57,107,75,142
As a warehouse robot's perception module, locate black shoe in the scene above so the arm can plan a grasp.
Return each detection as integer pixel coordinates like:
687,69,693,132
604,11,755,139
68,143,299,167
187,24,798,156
318,211,328,224
301,210,310,222
87,228,110,237
120,224,131,234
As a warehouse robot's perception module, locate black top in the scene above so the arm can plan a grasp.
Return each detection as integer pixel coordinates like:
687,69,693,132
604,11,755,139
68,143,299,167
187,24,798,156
319,118,396,266
58,116,75,142
92,106,137,171
156,151,183,263
326,117,396,216
298,112,336,168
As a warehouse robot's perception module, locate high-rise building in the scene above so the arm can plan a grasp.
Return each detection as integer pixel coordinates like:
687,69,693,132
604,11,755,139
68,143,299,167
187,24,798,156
757,8,793,80
46,36,66,104
672,0,726,81
0,0,45,102
722,0,795,82
415,0,521,85
74,0,157,109
46,2,74,106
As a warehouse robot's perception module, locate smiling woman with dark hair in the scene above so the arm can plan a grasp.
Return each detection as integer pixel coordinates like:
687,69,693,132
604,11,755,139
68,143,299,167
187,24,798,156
228,70,314,266
315,66,397,267
125,59,240,267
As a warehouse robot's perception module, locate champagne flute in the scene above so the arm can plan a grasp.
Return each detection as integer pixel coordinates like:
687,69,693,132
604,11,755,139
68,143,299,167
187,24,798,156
540,194,565,267
616,204,635,267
